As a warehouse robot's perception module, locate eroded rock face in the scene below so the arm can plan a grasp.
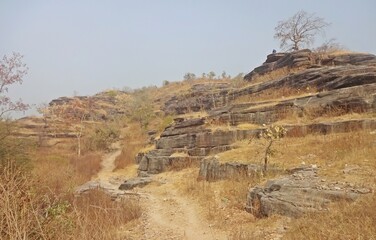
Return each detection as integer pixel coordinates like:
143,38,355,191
138,118,261,174
209,83,376,126
163,52,376,116
139,51,376,175
163,83,230,115
198,156,263,181
246,167,371,218
243,50,376,82
244,49,314,81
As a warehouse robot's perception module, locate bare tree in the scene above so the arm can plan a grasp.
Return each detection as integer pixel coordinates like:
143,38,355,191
0,52,29,118
50,98,91,156
274,10,330,51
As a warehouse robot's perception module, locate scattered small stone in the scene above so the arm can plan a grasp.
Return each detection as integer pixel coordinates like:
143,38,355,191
357,188,372,194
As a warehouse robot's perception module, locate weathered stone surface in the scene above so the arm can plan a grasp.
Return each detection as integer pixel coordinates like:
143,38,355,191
285,119,376,137
161,118,208,137
244,49,313,82
163,83,230,115
210,83,376,126
119,177,152,190
156,133,197,149
138,154,201,174
321,53,376,66
198,156,263,181
135,152,144,164
139,51,376,176
165,66,376,117
244,50,376,82
246,167,369,218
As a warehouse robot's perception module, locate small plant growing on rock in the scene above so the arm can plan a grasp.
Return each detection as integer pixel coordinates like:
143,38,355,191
260,124,287,172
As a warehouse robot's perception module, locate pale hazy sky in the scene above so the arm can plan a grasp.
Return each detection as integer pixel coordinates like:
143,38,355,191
1,0,375,117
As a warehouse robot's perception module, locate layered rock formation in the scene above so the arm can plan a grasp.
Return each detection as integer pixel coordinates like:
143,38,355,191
163,51,376,116
198,156,265,181
140,51,376,175
138,118,253,174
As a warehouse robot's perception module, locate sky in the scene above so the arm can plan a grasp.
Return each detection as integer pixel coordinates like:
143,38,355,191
1,0,376,117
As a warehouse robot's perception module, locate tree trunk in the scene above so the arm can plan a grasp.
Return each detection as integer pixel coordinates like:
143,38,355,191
264,140,273,172
77,136,81,156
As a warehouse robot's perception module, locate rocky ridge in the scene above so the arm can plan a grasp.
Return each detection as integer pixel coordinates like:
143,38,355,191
139,51,376,175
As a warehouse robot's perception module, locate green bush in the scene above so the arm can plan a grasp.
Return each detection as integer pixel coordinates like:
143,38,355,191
83,123,120,152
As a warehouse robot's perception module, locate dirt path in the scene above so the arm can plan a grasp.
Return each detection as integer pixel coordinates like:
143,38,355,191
95,141,122,181
77,142,228,239
125,174,228,240
75,141,126,196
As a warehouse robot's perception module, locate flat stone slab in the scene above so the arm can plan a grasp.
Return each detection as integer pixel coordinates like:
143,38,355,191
246,166,371,218
119,177,152,190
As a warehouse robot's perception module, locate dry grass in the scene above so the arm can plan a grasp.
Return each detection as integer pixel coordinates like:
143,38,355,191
233,85,317,105
69,190,141,240
178,168,265,229
32,149,102,196
0,161,141,240
176,111,208,119
276,109,376,126
151,78,231,110
70,153,102,181
205,120,261,132
177,130,375,238
218,130,376,179
1,138,142,240
115,123,148,169
246,66,306,86
284,193,376,239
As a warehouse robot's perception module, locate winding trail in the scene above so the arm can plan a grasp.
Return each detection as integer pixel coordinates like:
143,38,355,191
128,179,228,240
76,142,228,239
75,141,126,197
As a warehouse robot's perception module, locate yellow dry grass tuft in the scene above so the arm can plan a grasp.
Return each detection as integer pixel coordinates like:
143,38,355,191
284,192,376,239
115,123,148,169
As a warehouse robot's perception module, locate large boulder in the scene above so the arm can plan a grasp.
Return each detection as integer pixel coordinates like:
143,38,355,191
246,166,371,218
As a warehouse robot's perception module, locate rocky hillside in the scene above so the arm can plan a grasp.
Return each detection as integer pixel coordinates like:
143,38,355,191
12,49,376,234
139,50,376,176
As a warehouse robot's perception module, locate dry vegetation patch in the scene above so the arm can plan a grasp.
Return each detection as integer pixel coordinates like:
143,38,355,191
174,130,375,238
115,123,148,169
0,158,141,240
284,192,376,239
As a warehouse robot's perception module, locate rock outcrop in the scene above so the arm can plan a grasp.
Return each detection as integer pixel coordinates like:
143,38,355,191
163,52,376,116
138,118,256,174
119,177,152,190
244,49,314,81
138,50,376,175
246,166,371,218
243,50,376,82
209,83,376,126
163,82,230,115
198,156,265,181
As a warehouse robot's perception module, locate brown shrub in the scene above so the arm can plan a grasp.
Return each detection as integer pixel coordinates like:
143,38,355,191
0,159,142,240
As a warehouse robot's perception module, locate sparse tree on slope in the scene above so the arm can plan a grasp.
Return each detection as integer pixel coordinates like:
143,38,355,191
274,10,330,51
0,52,29,118
183,72,196,81
50,99,91,156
